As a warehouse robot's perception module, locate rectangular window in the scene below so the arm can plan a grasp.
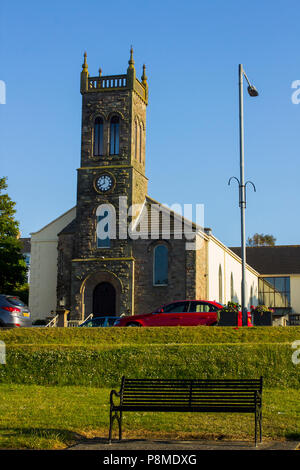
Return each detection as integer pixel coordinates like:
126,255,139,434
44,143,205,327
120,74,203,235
258,276,290,310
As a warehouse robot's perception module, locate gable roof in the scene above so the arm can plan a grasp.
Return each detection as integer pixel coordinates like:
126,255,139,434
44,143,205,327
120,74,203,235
58,217,77,235
230,245,300,275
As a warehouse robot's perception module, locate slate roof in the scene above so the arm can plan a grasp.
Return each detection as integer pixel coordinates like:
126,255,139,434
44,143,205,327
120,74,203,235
58,218,77,235
19,237,31,254
230,245,300,275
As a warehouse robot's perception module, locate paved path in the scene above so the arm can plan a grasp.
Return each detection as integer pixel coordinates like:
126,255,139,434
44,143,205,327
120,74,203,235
68,437,299,451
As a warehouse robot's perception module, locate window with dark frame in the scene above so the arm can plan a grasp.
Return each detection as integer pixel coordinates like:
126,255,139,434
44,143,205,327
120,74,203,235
93,117,104,156
153,244,168,286
110,116,120,155
258,276,290,309
135,121,138,160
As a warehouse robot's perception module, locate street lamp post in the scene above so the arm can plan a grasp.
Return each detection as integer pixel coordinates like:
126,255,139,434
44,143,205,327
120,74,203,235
229,64,259,326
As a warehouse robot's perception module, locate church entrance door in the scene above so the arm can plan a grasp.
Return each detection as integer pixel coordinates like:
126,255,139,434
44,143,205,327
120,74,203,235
93,282,116,316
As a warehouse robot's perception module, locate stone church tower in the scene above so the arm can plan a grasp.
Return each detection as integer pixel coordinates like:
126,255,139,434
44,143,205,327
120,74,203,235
57,50,208,321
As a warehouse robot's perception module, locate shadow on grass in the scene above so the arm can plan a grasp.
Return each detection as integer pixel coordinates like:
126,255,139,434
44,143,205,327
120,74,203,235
285,432,300,441
0,426,84,449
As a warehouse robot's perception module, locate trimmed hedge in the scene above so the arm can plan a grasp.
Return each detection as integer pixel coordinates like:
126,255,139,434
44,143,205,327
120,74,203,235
0,343,298,388
0,326,299,345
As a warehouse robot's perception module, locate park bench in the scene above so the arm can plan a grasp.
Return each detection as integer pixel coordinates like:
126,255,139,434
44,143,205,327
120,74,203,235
109,376,263,446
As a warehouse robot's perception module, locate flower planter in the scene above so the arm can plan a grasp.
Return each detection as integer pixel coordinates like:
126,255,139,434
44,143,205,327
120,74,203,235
253,311,272,326
218,311,239,326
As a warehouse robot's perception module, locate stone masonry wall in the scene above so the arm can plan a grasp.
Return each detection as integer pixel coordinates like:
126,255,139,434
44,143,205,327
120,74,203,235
133,238,187,314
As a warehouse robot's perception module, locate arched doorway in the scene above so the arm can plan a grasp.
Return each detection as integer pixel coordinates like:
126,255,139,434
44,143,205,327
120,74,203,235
93,282,116,316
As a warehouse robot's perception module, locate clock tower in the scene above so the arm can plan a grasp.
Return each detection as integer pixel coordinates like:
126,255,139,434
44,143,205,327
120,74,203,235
69,49,149,320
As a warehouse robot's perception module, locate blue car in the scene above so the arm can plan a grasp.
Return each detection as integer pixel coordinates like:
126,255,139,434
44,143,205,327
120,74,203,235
79,316,117,327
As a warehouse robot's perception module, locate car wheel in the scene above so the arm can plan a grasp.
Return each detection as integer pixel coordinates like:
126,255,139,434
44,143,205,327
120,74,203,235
126,322,141,327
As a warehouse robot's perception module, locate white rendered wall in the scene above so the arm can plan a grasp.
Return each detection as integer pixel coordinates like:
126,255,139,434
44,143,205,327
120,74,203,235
29,207,76,322
290,275,300,313
207,236,259,308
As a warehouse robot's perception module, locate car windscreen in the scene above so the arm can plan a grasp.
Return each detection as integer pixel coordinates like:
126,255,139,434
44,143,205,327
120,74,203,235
6,296,26,307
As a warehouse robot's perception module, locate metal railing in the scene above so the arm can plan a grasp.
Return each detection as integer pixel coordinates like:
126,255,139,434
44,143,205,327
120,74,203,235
67,313,94,327
45,315,59,328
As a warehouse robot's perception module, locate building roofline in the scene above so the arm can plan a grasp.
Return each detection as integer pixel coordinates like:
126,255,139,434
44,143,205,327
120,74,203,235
230,244,300,249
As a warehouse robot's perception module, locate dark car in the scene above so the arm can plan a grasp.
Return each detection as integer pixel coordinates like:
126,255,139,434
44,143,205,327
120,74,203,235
79,316,117,327
0,295,32,327
113,300,252,327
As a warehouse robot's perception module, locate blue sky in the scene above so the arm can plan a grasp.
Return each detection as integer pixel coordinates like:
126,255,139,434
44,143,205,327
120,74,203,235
1,0,300,246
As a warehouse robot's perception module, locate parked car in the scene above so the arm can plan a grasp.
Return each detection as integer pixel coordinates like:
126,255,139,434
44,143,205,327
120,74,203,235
113,300,252,327
79,316,117,327
0,295,32,327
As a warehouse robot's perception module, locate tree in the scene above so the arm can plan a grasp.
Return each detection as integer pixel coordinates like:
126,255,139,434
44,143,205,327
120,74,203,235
247,233,276,247
0,177,27,293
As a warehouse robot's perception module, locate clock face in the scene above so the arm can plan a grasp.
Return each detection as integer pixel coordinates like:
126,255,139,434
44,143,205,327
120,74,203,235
96,174,114,193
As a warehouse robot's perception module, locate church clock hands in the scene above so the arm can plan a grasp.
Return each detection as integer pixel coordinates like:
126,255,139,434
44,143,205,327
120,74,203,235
95,174,114,193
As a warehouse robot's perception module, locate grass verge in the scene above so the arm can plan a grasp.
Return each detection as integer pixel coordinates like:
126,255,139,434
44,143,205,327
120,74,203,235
0,343,299,388
0,326,299,346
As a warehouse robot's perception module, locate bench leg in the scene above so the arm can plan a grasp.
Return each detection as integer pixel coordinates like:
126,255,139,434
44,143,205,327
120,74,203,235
259,410,262,443
254,410,258,447
108,408,113,444
108,409,122,444
118,410,123,441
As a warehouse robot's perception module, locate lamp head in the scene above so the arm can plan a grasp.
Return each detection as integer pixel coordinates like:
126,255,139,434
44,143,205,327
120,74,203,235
247,85,259,97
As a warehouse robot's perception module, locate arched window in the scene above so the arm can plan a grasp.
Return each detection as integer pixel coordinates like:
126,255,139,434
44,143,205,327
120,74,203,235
250,285,254,306
218,265,223,304
135,121,138,160
153,245,168,286
93,117,104,156
139,123,143,163
110,116,120,155
96,204,116,249
230,273,234,301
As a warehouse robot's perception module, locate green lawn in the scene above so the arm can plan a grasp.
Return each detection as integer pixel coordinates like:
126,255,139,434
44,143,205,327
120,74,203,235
0,384,299,449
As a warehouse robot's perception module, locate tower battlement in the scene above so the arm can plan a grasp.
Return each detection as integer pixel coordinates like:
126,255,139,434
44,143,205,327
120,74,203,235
80,48,148,104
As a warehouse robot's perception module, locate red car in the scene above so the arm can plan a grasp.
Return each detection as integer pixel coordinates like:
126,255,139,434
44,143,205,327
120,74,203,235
113,300,252,327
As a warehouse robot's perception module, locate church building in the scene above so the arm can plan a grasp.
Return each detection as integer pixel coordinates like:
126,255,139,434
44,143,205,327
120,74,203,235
29,50,260,323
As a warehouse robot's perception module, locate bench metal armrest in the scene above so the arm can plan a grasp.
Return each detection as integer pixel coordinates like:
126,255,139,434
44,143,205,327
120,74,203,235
257,391,262,406
110,389,121,409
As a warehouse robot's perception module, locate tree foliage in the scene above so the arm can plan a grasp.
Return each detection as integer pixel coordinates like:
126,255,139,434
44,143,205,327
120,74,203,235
247,233,276,247
0,177,27,293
